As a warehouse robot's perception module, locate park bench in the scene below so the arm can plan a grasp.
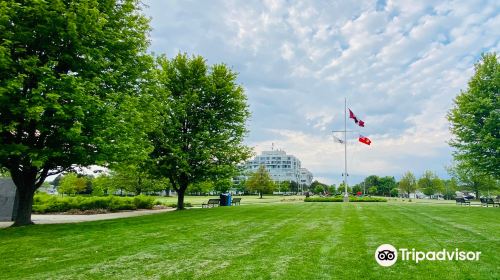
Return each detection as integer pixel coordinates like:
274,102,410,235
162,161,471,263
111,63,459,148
480,198,499,207
489,198,499,207
202,199,220,208
231,197,241,206
456,197,470,206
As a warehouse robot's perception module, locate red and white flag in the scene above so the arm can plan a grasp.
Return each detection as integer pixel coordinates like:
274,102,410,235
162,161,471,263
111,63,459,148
359,135,371,145
348,109,365,127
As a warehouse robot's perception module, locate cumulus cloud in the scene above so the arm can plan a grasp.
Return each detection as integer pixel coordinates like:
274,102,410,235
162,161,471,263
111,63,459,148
143,0,500,184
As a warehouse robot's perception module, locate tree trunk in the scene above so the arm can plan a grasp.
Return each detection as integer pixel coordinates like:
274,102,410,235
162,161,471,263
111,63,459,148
12,187,35,226
9,165,49,227
136,176,142,196
177,186,186,210
259,191,262,199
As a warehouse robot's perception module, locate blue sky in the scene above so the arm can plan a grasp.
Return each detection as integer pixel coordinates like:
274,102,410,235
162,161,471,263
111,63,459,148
142,0,500,185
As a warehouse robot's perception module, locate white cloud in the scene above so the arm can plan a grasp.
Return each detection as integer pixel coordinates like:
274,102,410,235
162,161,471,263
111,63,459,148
280,42,294,60
143,0,499,183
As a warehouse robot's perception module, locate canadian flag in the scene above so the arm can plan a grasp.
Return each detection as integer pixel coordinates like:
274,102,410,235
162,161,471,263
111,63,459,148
348,109,365,127
359,135,372,145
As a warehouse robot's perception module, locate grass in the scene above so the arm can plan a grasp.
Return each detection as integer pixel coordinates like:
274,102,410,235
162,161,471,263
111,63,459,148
155,194,305,206
0,202,498,279
304,196,387,202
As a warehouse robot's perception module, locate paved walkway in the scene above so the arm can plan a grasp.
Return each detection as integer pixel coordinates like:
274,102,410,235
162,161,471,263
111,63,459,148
0,208,175,228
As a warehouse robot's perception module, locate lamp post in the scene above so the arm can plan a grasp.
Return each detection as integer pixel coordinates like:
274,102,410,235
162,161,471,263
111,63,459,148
332,98,358,202
343,98,349,202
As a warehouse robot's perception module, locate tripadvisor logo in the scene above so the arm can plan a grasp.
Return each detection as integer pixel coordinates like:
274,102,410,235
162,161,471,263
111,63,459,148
375,244,481,267
375,244,397,267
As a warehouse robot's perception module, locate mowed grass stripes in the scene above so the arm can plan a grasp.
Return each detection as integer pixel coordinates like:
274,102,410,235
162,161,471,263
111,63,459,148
0,203,498,279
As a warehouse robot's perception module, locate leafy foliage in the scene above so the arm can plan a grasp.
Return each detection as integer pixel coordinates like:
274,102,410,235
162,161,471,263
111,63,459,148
363,175,380,192
187,181,215,195
214,179,232,193
338,182,351,195
0,168,9,177
442,178,458,200
310,180,329,194
245,165,275,198
0,0,152,225
90,175,114,196
351,184,362,194
148,54,251,209
390,188,399,197
418,170,444,197
109,165,169,195
358,175,396,196
378,176,397,196
32,194,155,213
277,181,291,192
368,186,377,195
447,160,499,198
58,173,87,195
399,171,417,197
448,53,499,180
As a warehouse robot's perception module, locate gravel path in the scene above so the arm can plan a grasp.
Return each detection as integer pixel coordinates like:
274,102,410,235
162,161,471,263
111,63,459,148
0,208,176,228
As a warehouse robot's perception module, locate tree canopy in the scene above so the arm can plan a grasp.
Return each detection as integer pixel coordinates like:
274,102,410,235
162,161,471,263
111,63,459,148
148,54,251,209
58,173,86,196
399,171,417,198
310,180,328,194
0,0,152,226
245,165,275,198
447,160,499,198
448,53,499,180
418,170,443,198
359,175,397,196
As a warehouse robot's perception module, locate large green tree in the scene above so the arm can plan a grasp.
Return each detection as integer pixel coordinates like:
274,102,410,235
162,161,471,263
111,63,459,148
188,180,214,195
448,53,499,180
310,180,328,194
378,176,397,196
278,181,291,193
109,165,167,196
149,54,251,209
417,170,444,198
399,171,417,198
58,173,86,196
245,165,275,198
0,0,151,226
363,175,380,194
442,178,458,200
448,160,498,198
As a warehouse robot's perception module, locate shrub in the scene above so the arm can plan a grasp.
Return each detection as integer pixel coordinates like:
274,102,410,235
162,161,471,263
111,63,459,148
304,196,387,202
32,195,156,213
166,202,193,208
133,196,155,209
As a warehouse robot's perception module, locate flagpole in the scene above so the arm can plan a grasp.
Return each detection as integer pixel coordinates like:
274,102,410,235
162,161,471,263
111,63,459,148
344,97,348,202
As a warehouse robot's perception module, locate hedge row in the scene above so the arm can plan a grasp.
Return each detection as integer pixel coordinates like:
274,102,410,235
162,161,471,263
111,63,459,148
33,194,156,213
304,196,387,203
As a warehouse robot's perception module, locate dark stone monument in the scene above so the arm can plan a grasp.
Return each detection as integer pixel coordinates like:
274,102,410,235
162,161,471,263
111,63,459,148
0,178,18,221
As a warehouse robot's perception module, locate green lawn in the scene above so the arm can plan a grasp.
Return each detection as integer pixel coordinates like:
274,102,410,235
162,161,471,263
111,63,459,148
156,194,304,206
0,203,498,279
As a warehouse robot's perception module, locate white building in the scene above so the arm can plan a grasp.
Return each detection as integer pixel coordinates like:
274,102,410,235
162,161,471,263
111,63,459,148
241,150,313,188
299,168,313,187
